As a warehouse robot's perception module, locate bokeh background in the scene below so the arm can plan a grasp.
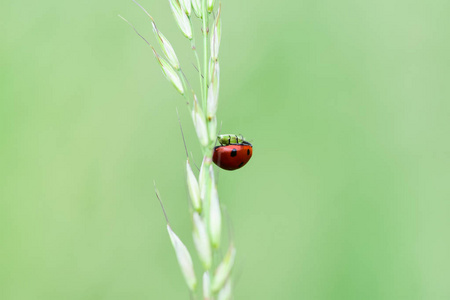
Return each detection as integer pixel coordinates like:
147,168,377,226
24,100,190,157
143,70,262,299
1,0,450,299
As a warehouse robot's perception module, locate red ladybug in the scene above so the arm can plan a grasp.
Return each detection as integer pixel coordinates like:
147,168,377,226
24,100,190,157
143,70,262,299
212,134,253,171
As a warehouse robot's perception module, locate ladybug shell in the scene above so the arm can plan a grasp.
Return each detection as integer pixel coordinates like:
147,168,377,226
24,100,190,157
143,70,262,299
212,144,253,171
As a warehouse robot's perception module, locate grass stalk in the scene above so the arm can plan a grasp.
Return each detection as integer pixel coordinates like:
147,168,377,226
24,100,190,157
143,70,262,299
121,1,233,298
202,0,209,116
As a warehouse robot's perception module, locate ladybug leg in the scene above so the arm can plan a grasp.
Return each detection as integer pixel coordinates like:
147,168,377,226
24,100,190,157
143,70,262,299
215,135,222,147
235,135,239,144
228,135,231,144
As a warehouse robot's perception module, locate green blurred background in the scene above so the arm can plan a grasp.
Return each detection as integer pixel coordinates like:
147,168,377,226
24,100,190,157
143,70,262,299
1,0,450,299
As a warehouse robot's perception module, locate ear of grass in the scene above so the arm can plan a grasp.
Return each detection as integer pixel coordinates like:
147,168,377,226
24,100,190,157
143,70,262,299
167,225,198,291
123,1,236,297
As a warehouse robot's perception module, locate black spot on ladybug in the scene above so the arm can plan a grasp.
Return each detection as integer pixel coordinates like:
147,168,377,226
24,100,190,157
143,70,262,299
247,149,250,155
231,149,237,157
239,162,244,167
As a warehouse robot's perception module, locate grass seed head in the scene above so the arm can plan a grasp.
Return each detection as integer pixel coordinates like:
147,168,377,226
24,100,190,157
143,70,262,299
217,279,232,300
192,103,209,147
209,169,221,248
207,60,220,118
192,212,212,269
207,0,215,13
208,57,214,83
151,21,180,70
151,47,184,94
179,0,192,16
208,116,217,142
210,7,221,60
167,224,197,291
203,271,211,299
211,245,236,292
198,156,210,202
169,0,193,39
125,0,234,296
191,0,202,18
186,159,201,211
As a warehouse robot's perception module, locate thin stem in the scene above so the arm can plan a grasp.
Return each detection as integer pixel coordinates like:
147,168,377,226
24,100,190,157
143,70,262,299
202,0,209,117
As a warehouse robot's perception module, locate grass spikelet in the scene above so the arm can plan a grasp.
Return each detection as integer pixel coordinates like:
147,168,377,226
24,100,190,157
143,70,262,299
121,1,238,297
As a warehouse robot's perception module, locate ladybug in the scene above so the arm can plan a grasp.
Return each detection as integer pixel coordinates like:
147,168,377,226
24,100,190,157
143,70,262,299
212,134,253,171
